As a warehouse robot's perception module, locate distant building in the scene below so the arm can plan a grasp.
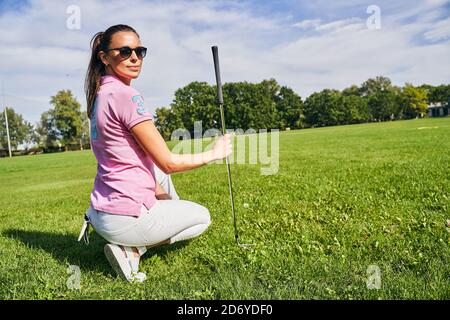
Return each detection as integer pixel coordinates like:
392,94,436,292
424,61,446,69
428,102,449,117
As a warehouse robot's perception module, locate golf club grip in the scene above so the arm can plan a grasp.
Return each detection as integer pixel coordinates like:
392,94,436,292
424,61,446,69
211,46,224,104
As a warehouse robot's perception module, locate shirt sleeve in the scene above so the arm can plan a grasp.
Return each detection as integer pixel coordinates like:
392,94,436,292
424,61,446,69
109,87,153,131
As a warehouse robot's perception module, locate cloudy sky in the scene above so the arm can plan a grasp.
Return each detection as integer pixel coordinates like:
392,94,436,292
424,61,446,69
0,0,449,125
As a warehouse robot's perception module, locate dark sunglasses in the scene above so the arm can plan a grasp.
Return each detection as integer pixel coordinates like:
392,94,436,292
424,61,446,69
104,46,147,59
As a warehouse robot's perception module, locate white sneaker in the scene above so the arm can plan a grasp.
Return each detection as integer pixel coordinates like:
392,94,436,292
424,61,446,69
104,244,147,283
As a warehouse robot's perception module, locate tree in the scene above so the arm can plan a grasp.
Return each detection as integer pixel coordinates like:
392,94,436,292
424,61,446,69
222,81,257,130
304,89,342,127
339,95,371,124
155,78,305,138
80,112,90,149
367,90,400,121
170,82,218,136
342,84,362,97
360,76,393,96
426,84,450,106
223,78,283,130
155,106,183,141
275,86,304,129
0,108,34,150
359,76,403,121
256,78,281,129
34,110,59,149
399,84,428,119
49,90,83,150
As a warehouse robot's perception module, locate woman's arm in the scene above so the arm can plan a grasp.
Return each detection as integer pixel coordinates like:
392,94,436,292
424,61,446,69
131,120,232,174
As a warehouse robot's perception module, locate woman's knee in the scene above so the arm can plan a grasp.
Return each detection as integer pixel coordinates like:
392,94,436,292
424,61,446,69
193,203,211,226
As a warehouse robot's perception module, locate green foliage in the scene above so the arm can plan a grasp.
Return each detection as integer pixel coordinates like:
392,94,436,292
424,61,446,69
359,76,402,121
34,90,86,150
424,84,450,106
80,112,90,147
24,78,450,147
34,111,59,148
360,76,394,96
399,84,429,119
156,76,447,137
275,86,304,130
49,90,84,149
339,95,371,124
0,108,34,150
304,89,342,127
342,85,362,97
155,79,304,139
170,81,218,136
155,107,182,141
367,90,400,121
222,81,259,130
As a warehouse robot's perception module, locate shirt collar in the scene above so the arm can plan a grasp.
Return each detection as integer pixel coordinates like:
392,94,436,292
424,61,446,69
100,74,129,86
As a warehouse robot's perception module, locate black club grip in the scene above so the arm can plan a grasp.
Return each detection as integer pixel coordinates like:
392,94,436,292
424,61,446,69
212,46,224,104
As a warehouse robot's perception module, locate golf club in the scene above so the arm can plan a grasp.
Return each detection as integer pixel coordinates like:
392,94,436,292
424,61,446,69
211,45,252,248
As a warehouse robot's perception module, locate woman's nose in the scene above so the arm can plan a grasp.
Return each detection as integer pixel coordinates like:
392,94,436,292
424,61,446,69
129,50,138,61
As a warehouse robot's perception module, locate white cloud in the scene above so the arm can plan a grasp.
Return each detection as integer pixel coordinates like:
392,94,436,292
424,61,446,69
424,17,450,41
315,18,363,32
292,19,322,30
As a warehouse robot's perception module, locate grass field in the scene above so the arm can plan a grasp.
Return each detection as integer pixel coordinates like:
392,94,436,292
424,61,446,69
0,117,449,299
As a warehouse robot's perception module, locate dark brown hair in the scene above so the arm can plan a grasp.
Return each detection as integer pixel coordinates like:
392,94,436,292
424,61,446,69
84,24,140,119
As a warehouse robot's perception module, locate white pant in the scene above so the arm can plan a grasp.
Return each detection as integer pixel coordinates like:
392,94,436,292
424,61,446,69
86,166,211,247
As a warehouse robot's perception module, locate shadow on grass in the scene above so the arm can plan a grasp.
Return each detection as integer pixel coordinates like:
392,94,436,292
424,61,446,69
2,229,189,277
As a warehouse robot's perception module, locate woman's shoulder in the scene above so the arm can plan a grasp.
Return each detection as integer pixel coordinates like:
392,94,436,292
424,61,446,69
104,85,142,104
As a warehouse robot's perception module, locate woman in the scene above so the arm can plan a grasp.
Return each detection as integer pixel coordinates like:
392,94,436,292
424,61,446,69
81,24,232,282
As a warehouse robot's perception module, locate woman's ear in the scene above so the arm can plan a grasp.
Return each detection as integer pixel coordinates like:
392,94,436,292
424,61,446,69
98,51,109,66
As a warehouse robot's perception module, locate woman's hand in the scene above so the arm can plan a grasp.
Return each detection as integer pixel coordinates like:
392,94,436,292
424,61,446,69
211,133,233,161
155,181,172,200
156,193,172,200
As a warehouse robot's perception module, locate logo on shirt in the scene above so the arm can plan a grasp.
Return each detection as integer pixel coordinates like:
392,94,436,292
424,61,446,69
90,99,98,140
131,95,149,115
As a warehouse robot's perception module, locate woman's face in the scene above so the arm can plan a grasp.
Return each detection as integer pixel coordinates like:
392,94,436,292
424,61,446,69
99,31,144,85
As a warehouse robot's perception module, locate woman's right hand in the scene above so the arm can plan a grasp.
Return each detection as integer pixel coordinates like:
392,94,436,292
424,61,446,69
211,133,233,160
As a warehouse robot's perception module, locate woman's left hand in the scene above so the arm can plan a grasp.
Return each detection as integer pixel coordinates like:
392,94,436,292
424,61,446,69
156,193,172,200
155,181,171,200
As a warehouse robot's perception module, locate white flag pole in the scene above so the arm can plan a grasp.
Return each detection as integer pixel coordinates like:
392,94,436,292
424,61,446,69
4,107,12,158
2,81,12,158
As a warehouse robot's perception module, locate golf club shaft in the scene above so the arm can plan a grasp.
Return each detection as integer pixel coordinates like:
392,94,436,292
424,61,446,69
212,46,239,244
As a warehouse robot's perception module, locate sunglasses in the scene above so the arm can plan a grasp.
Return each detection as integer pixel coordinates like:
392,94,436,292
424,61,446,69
104,46,147,59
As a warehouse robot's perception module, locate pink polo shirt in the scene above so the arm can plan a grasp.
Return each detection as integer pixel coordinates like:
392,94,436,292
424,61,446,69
89,74,156,217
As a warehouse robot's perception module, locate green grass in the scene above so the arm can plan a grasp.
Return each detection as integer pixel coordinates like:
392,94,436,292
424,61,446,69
0,118,449,299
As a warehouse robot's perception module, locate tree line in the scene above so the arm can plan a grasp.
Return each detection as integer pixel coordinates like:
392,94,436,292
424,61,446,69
155,76,449,140
1,76,449,153
0,90,89,154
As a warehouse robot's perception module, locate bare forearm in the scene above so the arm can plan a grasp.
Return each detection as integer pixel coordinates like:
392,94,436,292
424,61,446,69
168,150,216,174
131,121,232,175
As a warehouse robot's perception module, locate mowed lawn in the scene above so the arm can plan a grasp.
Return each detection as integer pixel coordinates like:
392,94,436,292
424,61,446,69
0,118,449,299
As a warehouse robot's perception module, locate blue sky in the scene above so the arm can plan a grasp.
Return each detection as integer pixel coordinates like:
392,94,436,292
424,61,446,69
0,0,449,126
0,0,29,12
